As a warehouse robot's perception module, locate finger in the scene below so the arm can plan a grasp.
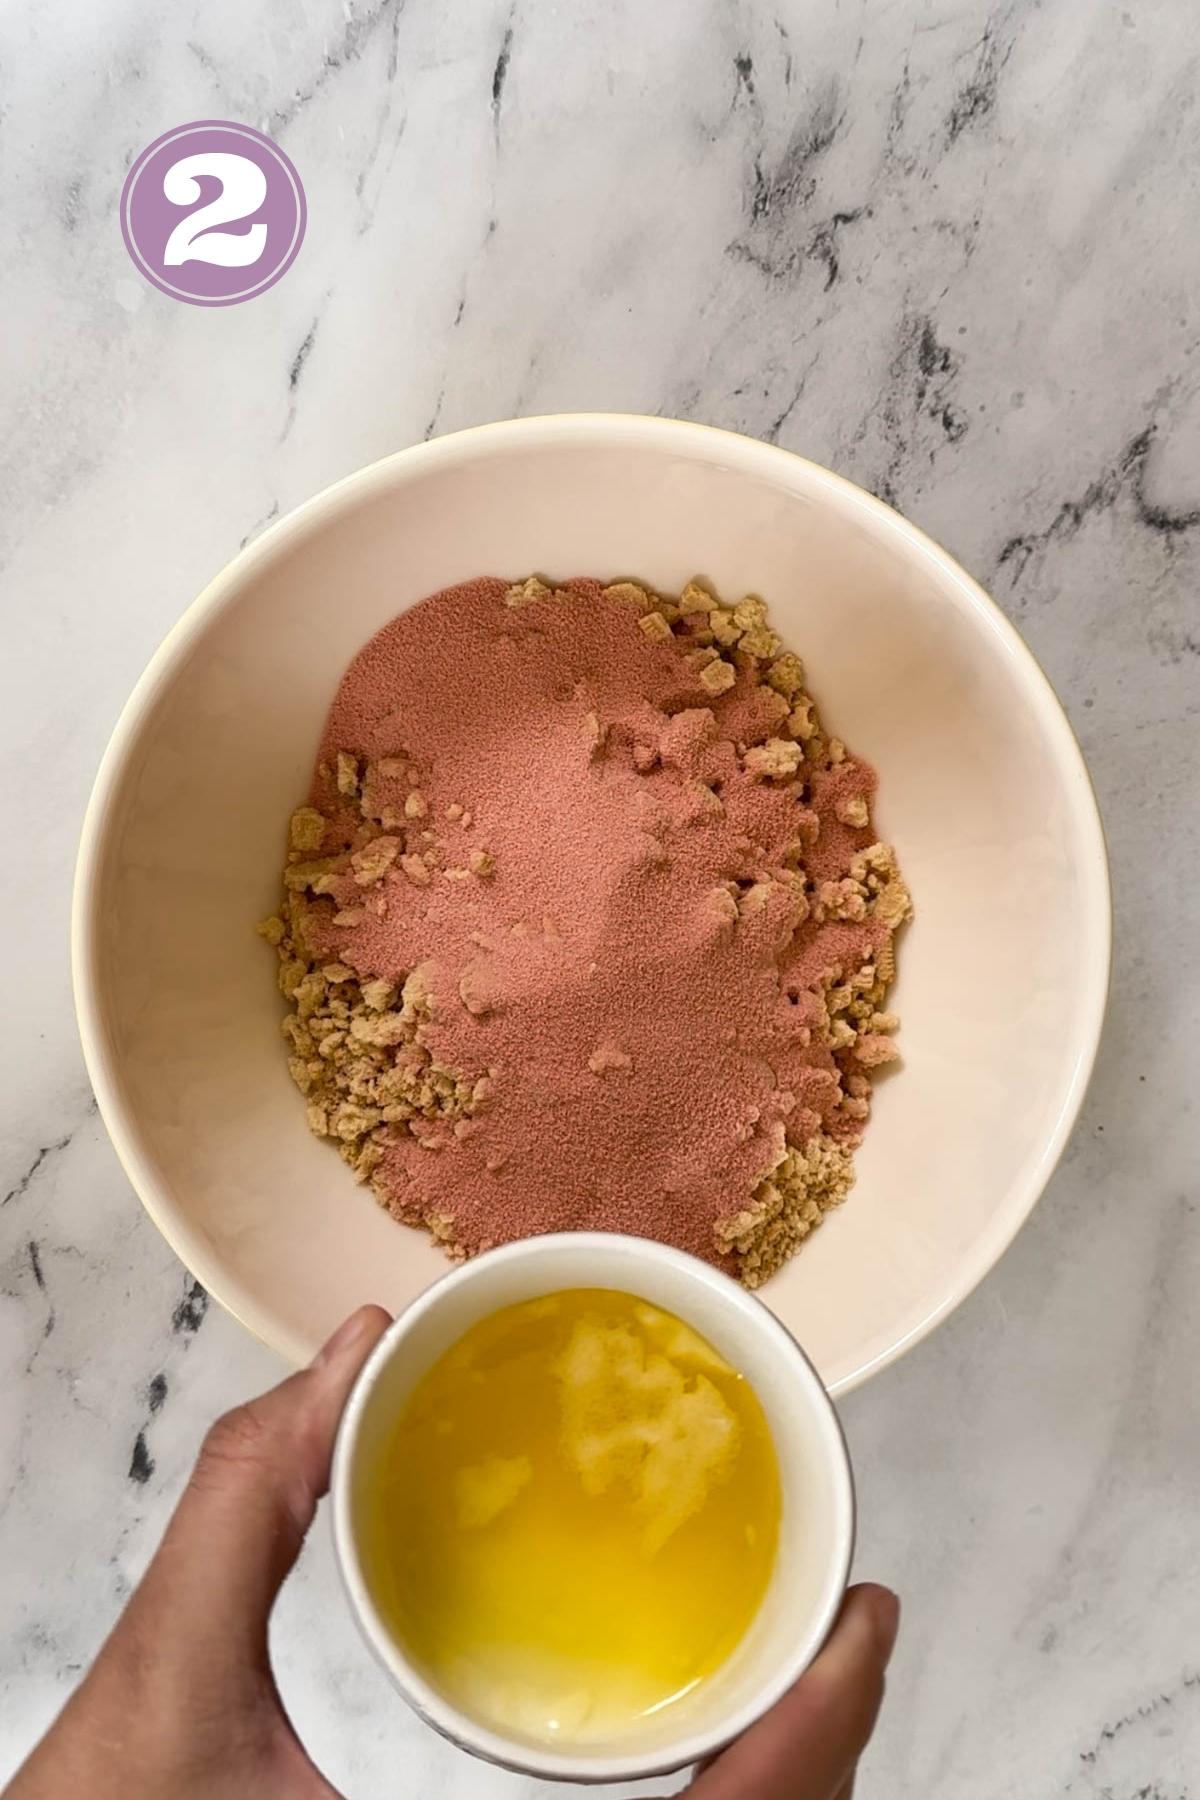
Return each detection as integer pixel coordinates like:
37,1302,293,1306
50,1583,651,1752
691,1584,899,1800
129,1305,392,1664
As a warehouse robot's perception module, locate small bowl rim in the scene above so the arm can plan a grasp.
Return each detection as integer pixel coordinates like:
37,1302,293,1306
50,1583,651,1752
329,1231,857,1783
71,411,1113,1387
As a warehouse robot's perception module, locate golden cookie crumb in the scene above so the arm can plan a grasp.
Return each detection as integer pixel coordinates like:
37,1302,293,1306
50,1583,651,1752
638,610,673,642
765,654,805,699
289,807,326,852
709,610,742,647
678,580,715,615
739,625,781,659
506,576,552,607
351,837,400,885
699,658,737,696
714,1136,855,1287
603,581,653,613
399,853,432,887
836,796,870,829
743,738,802,780
787,699,816,740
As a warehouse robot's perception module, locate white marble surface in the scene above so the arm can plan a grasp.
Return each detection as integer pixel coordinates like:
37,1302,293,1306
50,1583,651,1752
2,0,1198,1792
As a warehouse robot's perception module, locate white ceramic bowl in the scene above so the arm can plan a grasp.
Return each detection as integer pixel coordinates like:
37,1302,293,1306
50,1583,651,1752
72,414,1110,1393
331,1232,854,1783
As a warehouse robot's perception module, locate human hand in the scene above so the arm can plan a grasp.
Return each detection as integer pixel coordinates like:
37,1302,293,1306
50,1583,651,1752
7,1304,393,1800
674,1583,899,1800
6,1305,897,1799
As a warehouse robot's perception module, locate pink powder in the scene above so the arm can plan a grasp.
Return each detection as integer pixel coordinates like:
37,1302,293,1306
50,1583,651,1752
306,579,884,1273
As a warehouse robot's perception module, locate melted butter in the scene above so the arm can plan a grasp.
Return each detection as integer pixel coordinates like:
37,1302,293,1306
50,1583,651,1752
362,1288,780,1745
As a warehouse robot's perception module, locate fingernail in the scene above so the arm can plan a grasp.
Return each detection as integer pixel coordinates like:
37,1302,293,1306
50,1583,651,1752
313,1307,373,1370
871,1588,901,1661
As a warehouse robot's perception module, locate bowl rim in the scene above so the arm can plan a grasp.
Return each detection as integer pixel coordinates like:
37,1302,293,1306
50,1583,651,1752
71,411,1113,1389
329,1230,857,1783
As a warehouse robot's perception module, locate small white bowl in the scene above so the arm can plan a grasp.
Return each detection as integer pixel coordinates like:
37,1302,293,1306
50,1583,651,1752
331,1232,854,1784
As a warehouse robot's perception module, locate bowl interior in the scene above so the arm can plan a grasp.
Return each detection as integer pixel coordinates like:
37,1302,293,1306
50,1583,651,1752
333,1234,852,1780
76,417,1108,1390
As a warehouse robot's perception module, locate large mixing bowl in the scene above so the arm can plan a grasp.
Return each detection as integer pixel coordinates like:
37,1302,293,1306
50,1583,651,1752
73,415,1110,1393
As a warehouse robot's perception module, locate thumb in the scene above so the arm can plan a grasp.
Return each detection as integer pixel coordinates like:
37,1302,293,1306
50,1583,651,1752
690,1584,899,1800
129,1304,392,1665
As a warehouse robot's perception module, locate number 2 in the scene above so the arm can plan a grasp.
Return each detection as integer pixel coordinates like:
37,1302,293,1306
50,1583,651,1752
162,152,268,268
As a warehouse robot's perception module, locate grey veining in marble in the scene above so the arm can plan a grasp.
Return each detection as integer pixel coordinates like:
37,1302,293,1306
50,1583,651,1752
2,0,1198,1794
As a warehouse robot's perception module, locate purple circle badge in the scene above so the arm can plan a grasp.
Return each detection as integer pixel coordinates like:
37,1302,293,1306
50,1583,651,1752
120,120,306,306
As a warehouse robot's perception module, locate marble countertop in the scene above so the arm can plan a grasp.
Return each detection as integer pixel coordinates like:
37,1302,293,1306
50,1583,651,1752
2,0,1198,1793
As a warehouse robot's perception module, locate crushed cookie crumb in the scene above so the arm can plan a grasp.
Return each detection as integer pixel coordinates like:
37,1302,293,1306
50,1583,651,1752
743,738,803,780
699,657,737,696
686,645,720,671
715,1136,855,1287
289,807,326,852
602,581,653,613
765,653,805,698
740,625,781,659
788,699,816,740
637,610,672,642
399,853,432,887
678,580,714,615
351,837,400,885
506,576,552,607
836,795,870,830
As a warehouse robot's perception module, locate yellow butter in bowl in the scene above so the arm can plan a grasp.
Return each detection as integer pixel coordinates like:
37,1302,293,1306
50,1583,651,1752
361,1288,781,1745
